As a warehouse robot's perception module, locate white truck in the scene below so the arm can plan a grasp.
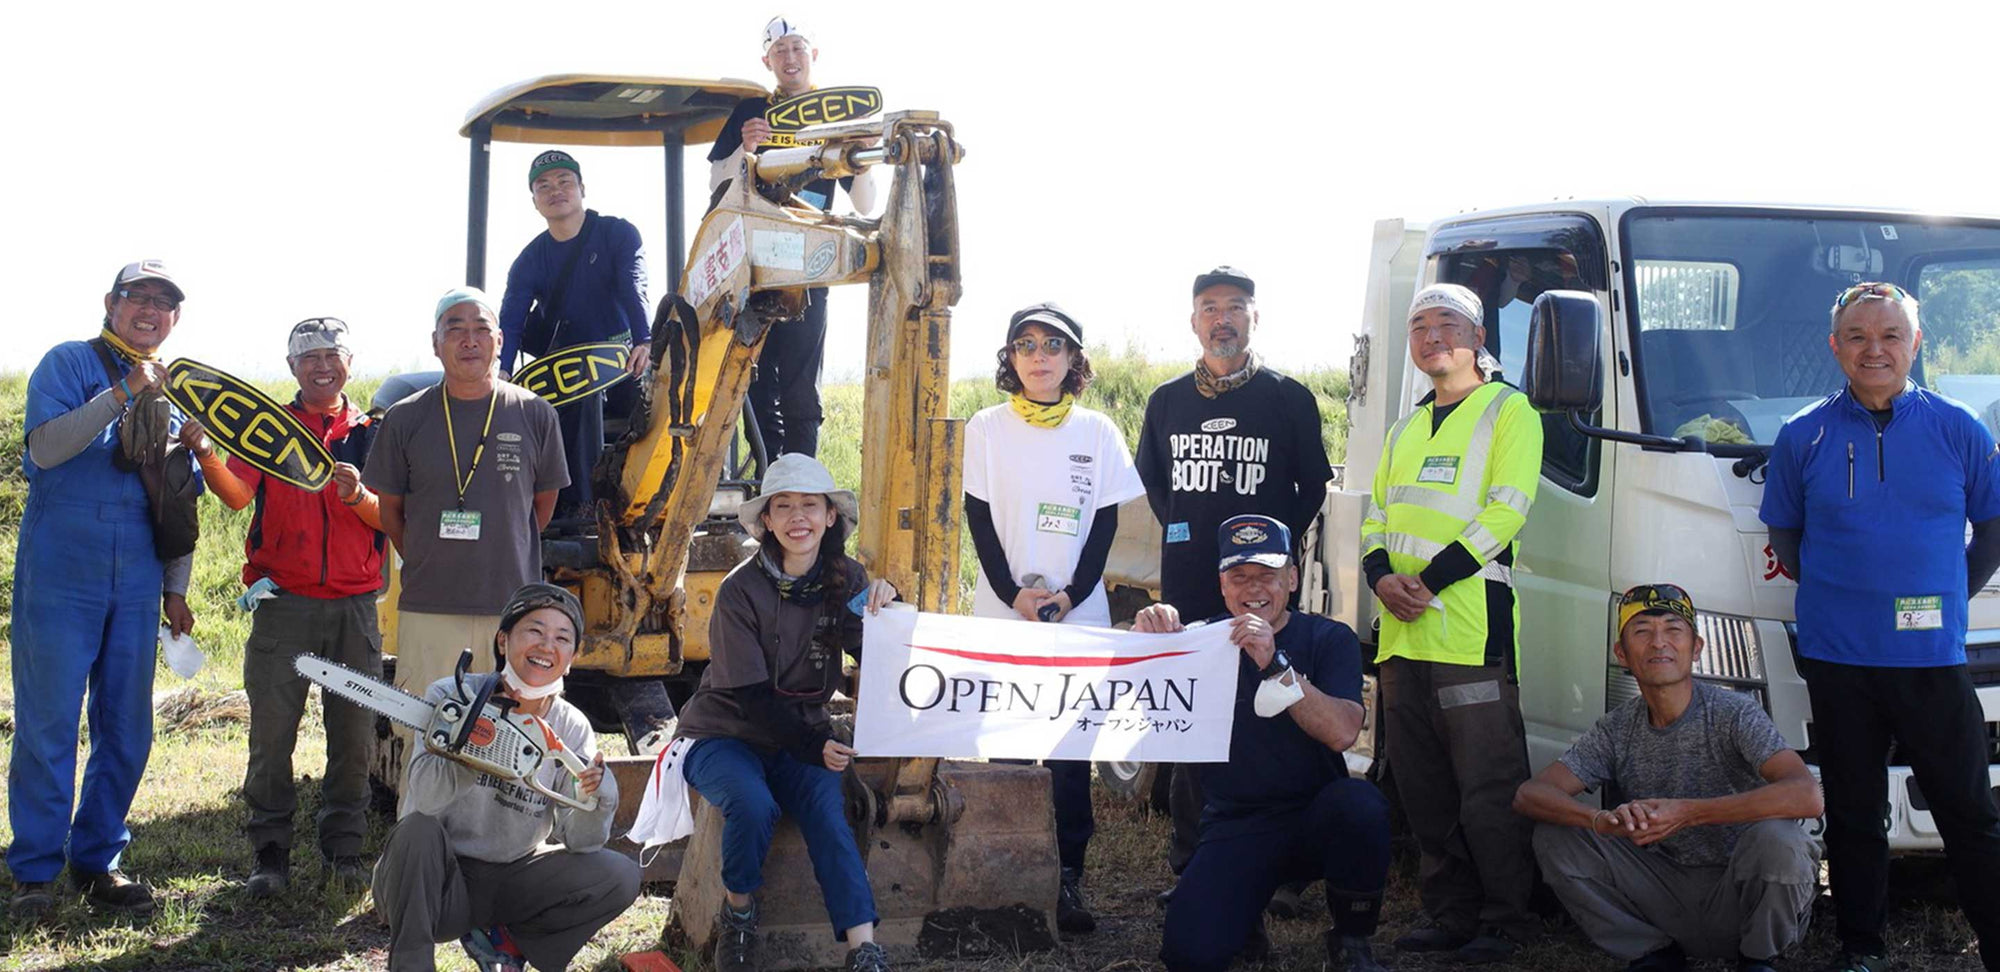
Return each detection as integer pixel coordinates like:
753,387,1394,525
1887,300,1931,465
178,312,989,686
1310,199,2000,851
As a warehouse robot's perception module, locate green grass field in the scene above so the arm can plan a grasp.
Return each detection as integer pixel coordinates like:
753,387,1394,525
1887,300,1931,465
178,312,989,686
0,361,1984,970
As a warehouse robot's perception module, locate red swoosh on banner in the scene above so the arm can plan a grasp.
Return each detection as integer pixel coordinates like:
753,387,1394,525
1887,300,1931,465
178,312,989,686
910,644,1196,667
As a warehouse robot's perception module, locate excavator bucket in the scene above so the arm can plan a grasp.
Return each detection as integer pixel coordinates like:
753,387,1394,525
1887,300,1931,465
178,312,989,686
670,759,1060,969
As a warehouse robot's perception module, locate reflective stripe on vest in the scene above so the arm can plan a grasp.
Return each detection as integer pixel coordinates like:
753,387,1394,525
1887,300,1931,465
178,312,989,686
1380,383,1520,575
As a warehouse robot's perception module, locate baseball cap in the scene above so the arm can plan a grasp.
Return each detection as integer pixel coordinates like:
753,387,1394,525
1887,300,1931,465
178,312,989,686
1408,283,1483,326
1192,266,1255,299
763,16,811,50
528,150,581,187
434,286,496,323
287,317,352,358
1617,583,1696,635
499,583,586,640
1006,301,1084,347
1216,514,1292,572
111,259,185,304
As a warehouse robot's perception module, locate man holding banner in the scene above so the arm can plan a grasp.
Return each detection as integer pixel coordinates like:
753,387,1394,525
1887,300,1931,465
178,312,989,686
1132,515,1389,972
193,318,386,897
364,288,567,789
707,15,879,459
497,149,649,518
8,260,202,919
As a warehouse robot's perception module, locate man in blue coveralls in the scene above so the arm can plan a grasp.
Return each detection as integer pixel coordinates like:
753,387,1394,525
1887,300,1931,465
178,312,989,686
8,260,205,919
1761,281,2000,972
1132,514,1390,972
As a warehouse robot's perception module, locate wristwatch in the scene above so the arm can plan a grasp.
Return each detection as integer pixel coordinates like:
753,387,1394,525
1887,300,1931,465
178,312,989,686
1258,649,1292,680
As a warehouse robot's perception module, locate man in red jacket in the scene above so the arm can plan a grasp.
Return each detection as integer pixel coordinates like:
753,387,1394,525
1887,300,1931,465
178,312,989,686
196,317,387,898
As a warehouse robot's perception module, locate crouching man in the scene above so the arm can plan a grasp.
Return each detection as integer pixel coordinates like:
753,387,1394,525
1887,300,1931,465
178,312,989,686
1513,584,1823,972
1136,514,1391,972
372,584,640,971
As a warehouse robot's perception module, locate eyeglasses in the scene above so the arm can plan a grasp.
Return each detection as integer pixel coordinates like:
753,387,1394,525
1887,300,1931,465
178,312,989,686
1011,335,1069,356
117,288,179,312
1832,282,1911,312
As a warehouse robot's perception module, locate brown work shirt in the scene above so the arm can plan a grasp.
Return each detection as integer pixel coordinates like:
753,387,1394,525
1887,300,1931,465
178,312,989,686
675,557,868,755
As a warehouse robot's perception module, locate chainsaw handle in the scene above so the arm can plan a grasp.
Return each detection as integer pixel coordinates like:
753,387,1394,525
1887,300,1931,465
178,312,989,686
527,715,601,814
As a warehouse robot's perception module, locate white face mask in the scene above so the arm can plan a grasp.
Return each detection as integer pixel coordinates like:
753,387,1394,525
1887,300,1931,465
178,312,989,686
503,663,565,700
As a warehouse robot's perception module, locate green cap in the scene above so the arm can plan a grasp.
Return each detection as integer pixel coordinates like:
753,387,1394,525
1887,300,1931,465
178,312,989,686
528,150,580,187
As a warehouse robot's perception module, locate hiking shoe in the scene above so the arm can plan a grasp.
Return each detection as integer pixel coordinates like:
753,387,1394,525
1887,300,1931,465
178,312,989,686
245,845,290,899
9,881,56,921
1267,882,1306,919
71,869,155,915
459,924,527,971
1455,926,1523,965
715,898,760,972
845,941,890,972
1392,920,1473,952
1626,942,1687,971
1325,930,1386,972
1819,956,1887,972
324,855,368,890
1057,866,1096,934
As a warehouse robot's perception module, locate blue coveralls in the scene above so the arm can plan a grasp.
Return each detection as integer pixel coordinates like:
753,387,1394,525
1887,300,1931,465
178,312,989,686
7,340,183,882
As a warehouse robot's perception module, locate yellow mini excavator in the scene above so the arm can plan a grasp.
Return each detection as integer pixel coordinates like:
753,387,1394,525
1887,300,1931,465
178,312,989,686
372,76,1061,968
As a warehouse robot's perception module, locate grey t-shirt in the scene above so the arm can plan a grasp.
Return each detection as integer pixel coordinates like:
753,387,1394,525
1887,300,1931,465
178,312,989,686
1558,680,1790,866
364,382,567,615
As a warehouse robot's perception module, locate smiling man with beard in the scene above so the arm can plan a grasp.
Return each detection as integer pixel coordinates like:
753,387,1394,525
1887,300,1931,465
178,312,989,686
1514,585,1822,972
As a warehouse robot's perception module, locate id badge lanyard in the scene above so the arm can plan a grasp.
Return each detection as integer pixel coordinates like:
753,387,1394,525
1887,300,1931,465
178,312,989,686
444,389,498,512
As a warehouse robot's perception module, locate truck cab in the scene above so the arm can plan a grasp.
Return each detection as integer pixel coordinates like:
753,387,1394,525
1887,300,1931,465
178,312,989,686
1330,199,2000,850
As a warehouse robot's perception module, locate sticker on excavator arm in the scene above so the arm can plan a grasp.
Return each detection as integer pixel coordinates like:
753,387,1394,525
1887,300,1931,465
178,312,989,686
688,216,747,307
760,86,883,148
513,342,632,407
165,358,335,491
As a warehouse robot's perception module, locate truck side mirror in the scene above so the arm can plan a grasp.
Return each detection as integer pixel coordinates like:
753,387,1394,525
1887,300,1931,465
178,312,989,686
1523,289,1603,413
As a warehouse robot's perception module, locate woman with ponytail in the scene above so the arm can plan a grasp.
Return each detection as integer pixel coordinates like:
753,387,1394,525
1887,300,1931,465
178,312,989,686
672,452,899,972
960,301,1148,933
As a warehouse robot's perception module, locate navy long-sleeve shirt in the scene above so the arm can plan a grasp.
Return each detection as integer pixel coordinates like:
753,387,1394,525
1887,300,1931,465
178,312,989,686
498,210,650,373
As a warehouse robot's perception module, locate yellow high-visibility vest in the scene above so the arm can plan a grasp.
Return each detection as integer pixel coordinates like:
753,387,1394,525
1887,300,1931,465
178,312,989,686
1361,381,1543,667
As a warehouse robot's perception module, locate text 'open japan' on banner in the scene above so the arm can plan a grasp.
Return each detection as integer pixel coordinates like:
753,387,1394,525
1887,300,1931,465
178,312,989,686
853,608,1240,763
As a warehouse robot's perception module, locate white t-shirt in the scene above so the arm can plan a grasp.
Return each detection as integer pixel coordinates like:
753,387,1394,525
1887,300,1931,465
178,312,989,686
962,402,1148,626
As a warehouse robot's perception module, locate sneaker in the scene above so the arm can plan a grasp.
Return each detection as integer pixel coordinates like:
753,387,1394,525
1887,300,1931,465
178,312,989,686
459,924,527,971
245,845,290,899
715,898,760,972
1819,955,1887,972
71,869,155,915
1626,943,1687,971
1056,866,1096,934
9,881,56,921
1267,882,1306,920
324,855,368,890
1455,926,1523,965
1392,920,1473,953
1324,931,1386,972
845,941,890,972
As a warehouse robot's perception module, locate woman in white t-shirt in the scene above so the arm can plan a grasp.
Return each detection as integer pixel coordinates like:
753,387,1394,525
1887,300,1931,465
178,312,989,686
961,301,1147,935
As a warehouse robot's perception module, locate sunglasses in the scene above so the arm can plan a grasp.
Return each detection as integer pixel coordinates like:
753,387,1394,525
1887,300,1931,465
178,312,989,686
1621,582,1691,608
1831,281,1911,312
1011,335,1069,356
291,316,349,336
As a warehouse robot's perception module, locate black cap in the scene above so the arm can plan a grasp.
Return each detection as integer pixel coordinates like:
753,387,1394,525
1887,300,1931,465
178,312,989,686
1007,301,1084,347
1192,265,1255,298
499,583,585,639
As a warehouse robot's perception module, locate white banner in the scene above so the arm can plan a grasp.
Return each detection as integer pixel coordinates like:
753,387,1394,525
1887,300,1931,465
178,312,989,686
852,608,1240,762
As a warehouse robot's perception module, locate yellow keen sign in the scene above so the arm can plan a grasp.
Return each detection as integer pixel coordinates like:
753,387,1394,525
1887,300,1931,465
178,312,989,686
166,359,336,491
762,86,883,147
513,342,632,408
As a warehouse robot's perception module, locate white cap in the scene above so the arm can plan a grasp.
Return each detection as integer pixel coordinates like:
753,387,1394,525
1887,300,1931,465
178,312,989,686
762,16,811,50
1407,283,1483,327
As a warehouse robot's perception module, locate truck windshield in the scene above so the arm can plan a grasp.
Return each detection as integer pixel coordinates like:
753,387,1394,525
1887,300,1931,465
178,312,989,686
1625,212,2000,446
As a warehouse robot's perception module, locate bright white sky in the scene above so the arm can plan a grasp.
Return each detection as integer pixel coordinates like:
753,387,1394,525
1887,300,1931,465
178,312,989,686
5,0,1998,383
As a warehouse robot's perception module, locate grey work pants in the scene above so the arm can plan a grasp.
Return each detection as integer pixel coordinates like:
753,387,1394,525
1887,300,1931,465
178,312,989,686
243,591,381,857
371,814,642,972
1533,820,1818,961
1379,657,1537,937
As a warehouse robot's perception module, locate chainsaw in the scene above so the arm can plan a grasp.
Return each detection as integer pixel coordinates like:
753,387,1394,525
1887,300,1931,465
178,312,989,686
295,649,598,812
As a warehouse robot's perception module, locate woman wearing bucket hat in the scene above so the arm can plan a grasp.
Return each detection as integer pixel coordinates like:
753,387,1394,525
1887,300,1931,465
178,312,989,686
961,301,1148,933
671,453,899,972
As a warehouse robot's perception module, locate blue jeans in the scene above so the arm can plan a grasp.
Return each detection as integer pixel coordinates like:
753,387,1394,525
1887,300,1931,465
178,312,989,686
683,737,877,939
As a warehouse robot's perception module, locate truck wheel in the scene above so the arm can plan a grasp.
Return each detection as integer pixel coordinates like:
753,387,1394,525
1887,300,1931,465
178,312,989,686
1095,760,1171,813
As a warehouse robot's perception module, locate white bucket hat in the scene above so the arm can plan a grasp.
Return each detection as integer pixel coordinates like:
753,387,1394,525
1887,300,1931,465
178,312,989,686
739,453,859,539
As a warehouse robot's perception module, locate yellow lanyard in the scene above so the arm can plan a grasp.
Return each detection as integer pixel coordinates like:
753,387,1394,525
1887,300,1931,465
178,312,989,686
442,388,498,510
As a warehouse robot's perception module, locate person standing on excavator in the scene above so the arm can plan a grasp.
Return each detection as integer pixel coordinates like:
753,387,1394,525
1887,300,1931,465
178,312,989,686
708,16,879,459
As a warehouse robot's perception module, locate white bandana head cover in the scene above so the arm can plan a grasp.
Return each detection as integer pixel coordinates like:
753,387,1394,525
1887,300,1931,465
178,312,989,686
1407,283,1484,328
